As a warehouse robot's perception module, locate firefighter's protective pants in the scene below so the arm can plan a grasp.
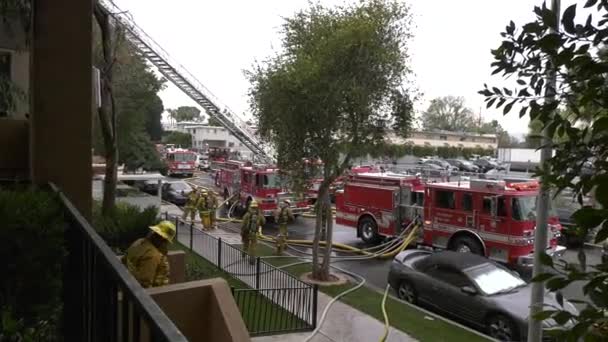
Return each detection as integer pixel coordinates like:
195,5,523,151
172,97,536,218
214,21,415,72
200,211,211,230
275,224,288,255
209,208,217,229
242,231,257,265
183,206,197,222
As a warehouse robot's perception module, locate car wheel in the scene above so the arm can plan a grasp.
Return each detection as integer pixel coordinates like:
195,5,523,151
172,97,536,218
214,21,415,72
449,235,484,255
397,281,417,304
359,216,382,244
487,315,518,342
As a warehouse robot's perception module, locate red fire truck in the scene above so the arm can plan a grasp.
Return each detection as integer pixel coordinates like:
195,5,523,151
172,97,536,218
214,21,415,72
216,162,310,217
307,163,380,203
335,172,566,272
163,148,196,177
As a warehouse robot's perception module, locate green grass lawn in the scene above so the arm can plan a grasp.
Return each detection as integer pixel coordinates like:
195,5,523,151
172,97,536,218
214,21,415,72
253,243,491,342
169,242,310,335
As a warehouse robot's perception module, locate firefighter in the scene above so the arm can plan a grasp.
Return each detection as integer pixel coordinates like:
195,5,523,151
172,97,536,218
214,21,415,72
182,188,200,222
241,200,266,264
206,190,218,229
197,189,211,230
122,220,175,288
274,199,294,255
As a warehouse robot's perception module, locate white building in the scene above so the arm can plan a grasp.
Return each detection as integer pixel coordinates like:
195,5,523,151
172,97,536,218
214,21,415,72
388,130,498,150
185,124,253,159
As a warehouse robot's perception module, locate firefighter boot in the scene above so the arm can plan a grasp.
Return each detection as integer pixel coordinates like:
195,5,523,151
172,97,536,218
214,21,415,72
276,234,286,255
248,235,257,265
241,233,249,258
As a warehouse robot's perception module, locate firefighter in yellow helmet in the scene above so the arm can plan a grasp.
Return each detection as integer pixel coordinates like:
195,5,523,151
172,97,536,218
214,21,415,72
274,199,294,255
182,188,200,222
205,190,218,229
197,189,211,230
122,220,175,288
241,200,265,264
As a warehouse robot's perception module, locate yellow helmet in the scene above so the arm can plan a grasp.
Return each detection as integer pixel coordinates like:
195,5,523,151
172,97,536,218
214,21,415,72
249,200,258,208
149,220,176,242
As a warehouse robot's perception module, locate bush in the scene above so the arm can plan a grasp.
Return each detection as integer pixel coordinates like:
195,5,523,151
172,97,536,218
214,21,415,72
93,202,159,253
0,187,65,334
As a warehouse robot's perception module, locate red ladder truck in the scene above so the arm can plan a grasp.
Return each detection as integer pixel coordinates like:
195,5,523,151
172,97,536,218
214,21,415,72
335,172,566,273
216,162,310,217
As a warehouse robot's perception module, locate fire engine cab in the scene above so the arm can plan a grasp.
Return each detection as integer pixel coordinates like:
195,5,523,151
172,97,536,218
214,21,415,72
163,148,196,177
335,173,566,272
216,162,310,217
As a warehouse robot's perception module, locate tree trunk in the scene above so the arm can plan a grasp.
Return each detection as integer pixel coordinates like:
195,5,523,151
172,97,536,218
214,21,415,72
94,3,118,216
311,180,331,281
319,189,333,280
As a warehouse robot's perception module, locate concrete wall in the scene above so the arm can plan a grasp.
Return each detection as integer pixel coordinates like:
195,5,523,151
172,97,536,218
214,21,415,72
186,125,253,159
30,0,92,218
0,119,28,178
144,279,250,342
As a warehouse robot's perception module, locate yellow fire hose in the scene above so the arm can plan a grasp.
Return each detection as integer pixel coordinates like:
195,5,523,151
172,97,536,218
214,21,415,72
257,224,419,259
380,284,391,342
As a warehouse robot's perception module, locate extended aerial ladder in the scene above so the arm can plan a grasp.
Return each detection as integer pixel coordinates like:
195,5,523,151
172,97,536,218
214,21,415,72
99,0,274,164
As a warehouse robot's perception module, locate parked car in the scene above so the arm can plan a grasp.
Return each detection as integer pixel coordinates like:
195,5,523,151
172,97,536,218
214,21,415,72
422,159,458,171
161,181,193,206
473,158,500,172
134,179,165,195
446,159,480,173
416,162,444,176
388,250,577,341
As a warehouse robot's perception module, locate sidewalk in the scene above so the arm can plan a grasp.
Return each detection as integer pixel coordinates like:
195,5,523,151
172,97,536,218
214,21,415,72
173,219,416,342
252,290,416,342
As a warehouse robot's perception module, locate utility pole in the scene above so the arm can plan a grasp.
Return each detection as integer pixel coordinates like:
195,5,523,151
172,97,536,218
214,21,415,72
527,0,560,341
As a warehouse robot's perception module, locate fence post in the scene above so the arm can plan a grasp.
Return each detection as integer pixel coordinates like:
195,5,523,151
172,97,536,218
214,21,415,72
312,284,319,329
217,238,222,269
255,257,261,290
189,222,193,250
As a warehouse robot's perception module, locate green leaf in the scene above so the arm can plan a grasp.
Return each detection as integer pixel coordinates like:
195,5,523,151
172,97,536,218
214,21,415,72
556,291,564,307
531,272,554,282
595,182,608,208
516,79,526,86
519,106,528,118
594,221,608,244
533,310,555,321
572,207,605,229
553,310,572,325
486,98,496,108
584,0,597,8
538,34,561,51
546,277,570,291
562,4,577,34
496,98,506,108
540,252,554,267
503,100,516,115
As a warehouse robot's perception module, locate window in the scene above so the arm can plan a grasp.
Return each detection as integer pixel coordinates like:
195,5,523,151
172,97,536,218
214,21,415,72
426,266,471,287
497,197,507,217
411,192,424,206
439,135,447,140
0,51,12,117
228,142,235,147
435,190,455,209
213,129,217,134
462,193,473,211
482,197,492,214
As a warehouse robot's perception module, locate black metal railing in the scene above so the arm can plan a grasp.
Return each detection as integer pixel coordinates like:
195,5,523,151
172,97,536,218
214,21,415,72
54,184,187,342
167,213,317,336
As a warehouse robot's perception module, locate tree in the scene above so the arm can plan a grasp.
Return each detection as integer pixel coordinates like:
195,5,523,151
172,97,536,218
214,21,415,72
248,0,414,281
0,0,29,117
481,0,608,339
162,131,192,148
167,106,201,122
421,96,476,132
207,116,222,126
93,2,119,216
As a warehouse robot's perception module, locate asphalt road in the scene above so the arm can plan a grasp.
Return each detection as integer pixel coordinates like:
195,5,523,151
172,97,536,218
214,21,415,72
184,171,599,310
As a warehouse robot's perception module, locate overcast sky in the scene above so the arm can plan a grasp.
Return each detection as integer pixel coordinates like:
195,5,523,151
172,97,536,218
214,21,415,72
114,0,558,136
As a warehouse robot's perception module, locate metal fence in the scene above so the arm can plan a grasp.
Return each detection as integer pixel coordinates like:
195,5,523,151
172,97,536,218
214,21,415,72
166,213,317,336
55,184,186,342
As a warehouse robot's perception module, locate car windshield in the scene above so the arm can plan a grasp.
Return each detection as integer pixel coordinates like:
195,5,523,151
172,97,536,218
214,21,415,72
262,173,284,189
464,263,525,295
173,153,196,162
460,160,473,166
171,182,191,191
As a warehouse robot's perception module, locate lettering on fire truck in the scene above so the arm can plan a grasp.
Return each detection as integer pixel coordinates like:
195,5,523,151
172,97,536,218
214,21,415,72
335,172,565,269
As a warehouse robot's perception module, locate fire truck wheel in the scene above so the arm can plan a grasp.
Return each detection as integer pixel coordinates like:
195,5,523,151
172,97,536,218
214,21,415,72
397,280,417,304
359,216,381,244
449,235,484,255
